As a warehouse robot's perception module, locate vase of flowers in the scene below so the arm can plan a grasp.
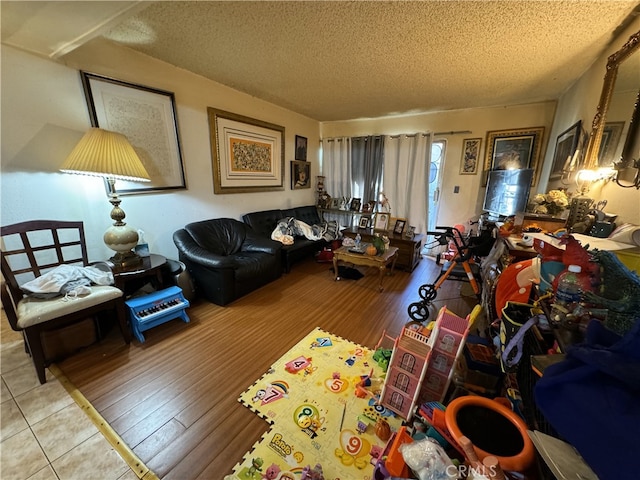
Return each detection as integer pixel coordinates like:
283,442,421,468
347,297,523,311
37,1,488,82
529,189,569,216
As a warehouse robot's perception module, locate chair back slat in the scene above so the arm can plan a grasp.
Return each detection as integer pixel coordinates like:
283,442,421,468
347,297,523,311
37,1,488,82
1,220,89,302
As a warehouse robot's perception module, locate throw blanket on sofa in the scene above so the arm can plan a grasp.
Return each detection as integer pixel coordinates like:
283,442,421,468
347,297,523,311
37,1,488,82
271,217,339,245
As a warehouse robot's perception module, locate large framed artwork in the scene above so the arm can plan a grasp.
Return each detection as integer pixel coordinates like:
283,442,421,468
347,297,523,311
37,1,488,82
208,108,285,194
550,120,582,180
598,121,625,167
483,126,545,186
460,138,482,174
80,71,186,195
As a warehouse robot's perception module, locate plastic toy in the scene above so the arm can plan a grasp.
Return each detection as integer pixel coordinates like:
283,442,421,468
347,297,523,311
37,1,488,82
379,306,478,420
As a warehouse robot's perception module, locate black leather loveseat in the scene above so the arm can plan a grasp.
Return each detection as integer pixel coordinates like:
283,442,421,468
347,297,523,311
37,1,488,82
173,218,282,306
243,205,333,272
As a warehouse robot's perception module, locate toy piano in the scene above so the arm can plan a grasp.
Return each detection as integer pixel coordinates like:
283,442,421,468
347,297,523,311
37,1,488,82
125,285,190,342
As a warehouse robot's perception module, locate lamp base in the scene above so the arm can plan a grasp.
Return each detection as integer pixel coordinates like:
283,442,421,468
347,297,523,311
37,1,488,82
104,223,142,269
109,250,143,269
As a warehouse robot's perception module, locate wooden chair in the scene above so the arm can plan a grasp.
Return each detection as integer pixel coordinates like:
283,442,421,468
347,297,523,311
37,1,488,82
1,220,130,383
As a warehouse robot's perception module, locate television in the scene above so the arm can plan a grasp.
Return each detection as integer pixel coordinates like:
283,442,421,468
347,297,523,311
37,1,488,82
482,169,534,218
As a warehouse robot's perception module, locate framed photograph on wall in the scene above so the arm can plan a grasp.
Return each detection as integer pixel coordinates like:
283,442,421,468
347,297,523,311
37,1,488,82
208,107,285,194
295,135,308,161
291,160,310,189
460,138,482,174
358,216,370,229
393,218,407,235
483,126,545,186
598,121,625,167
80,71,186,195
374,212,389,231
550,120,582,180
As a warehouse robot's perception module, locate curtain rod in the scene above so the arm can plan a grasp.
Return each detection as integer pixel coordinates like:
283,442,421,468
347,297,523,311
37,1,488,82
322,132,429,141
433,130,472,136
321,130,472,141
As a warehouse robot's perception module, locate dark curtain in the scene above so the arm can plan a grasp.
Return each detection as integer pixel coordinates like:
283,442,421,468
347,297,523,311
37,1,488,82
351,135,384,204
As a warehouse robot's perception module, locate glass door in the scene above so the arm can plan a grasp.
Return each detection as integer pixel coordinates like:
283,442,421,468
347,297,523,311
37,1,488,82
424,140,446,256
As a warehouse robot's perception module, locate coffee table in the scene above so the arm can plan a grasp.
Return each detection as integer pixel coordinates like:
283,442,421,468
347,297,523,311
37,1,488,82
332,246,399,291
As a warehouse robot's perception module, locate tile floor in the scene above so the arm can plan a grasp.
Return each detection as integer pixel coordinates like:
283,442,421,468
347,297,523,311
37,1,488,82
0,336,145,480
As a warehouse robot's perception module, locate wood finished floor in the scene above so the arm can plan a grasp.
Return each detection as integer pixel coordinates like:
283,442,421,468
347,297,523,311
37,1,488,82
57,255,480,479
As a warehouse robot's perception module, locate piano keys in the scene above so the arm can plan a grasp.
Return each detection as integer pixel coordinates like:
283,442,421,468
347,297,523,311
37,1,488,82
125,285,190,342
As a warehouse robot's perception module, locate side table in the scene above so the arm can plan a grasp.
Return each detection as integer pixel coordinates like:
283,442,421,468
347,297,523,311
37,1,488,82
341,227,424,271
333,246,398,292
111,254,167,297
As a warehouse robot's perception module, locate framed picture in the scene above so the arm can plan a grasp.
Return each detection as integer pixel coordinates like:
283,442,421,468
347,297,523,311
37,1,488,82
374,212,389,231
358,216,370,229
393,218,407,235
598,121,625,167
295,135,308,161
405,226,416,239
483,127,545,186
208,107,285,194
550,120,582,180
80,71,186,195
460,138,482,174
291,160,310,189
330,197,340,209
349,198,361,212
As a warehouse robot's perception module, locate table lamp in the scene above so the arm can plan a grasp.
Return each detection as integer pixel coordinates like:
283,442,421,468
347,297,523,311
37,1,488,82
60,127,150,267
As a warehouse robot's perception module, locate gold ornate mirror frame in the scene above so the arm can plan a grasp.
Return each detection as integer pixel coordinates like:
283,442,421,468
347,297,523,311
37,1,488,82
583,30,640,170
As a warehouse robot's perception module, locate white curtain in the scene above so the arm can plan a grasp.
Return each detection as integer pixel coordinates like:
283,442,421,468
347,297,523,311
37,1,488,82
321,137,352,199
383,133,432,235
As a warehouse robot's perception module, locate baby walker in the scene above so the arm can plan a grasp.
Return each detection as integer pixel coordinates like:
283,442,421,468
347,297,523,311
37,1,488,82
408,226,483,322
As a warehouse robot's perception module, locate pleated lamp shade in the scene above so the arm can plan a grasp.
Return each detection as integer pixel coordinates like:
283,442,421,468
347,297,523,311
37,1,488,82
60,128,150,182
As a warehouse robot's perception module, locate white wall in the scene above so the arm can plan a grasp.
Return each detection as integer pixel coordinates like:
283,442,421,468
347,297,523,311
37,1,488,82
1,39,320,261
321,103,557,230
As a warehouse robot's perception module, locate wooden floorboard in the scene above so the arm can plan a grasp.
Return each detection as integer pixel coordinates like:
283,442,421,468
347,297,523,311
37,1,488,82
57,255,481,479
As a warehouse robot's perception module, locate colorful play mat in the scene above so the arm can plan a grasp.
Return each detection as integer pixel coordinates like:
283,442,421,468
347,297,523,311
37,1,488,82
225,327,402,479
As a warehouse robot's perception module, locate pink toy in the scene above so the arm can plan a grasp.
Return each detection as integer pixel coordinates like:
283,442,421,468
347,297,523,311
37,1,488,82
262,463,280,479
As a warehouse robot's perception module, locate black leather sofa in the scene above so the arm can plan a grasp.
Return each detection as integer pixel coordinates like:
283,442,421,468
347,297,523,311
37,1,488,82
242,205,329,272
173,218,282,306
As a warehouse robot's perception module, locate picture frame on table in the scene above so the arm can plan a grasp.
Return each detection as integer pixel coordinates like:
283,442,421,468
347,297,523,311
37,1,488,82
405,226,416,239
349,198,362,212
598,121,625,167
80,71,186,195
295,135,308,161
374,212,389,231
460,138,482,174
358,216,370,229
207,107,285,194
291,160,311,189
483,126,545,186
550,120,582,180
330,198,341,209
393,218,407,235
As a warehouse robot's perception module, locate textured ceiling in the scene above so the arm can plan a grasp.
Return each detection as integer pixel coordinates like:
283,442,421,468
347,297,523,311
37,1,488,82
3,1,640,121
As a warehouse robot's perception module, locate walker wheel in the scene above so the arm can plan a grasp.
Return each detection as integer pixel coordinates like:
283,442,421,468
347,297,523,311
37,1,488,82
408,302,431,322
418,284,437,301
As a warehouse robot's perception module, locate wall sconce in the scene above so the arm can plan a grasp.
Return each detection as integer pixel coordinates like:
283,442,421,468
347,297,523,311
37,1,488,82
574,167,616,194
612,157,640,189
